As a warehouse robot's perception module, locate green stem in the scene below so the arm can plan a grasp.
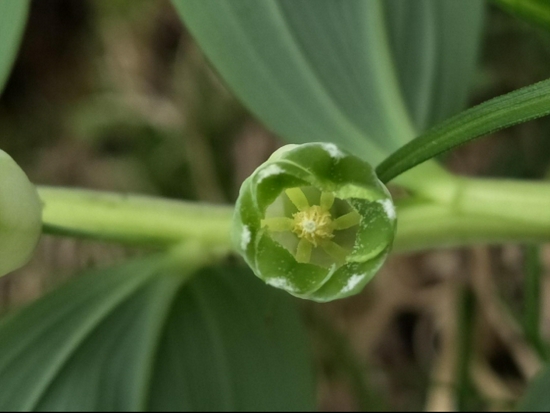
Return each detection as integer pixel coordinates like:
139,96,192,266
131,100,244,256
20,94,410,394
458,178,550,224
39,176,550,254
394,177,550,253
38,186,233,248
392,161,458,203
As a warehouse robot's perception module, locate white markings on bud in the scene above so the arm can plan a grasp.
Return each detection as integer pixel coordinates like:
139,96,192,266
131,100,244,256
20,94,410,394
266,277,297,293
321,143,345,160
341,273,364,294
241,225,251,251
377,198,396,221
257,164,284,183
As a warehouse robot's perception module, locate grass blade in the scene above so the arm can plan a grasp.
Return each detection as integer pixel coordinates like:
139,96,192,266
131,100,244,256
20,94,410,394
376,79,550,183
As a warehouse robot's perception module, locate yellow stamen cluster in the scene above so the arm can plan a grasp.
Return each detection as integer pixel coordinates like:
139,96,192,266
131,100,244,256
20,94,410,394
262,187,362,266
292,205,334,247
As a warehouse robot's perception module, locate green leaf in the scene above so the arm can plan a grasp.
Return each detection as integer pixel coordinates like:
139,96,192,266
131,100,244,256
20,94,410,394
0,0,29,95
172,0,484,165
518,366,550,411
0,259,315,411
376,79,550,183
172,0,410,165
0,258,172,411
147,266,315,411
385,0,485,130
491,0,550,32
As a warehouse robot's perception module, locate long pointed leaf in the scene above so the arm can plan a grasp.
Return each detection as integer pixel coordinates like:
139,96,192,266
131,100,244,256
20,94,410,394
376,79,550,183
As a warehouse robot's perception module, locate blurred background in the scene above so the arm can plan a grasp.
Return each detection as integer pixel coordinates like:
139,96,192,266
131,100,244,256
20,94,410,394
1,0,550,410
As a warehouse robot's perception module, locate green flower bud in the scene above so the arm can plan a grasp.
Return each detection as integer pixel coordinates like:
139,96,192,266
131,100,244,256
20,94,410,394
0,150,42,276
232,143,396,302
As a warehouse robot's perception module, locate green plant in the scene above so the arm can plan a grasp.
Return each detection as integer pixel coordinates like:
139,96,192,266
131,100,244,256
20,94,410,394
2,0,550,410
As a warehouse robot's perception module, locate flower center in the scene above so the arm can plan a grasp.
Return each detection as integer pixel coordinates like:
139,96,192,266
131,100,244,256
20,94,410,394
262,187,361,266
292,205,334,247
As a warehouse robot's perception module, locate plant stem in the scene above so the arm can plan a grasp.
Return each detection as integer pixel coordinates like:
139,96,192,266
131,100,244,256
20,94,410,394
394,177,550,253
38,187,233,249
457,178,550,225
39,176,550,254
392,161,458,203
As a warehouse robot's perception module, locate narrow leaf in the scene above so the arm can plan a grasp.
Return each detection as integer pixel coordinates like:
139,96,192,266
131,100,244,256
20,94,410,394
376,79,550,183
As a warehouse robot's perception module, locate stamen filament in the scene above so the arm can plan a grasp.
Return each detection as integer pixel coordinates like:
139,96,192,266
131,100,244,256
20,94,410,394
333,211,361,230
285,188,310,211
320,192,335,210
321,240,348,265
261,217,294,231
296,239,313,263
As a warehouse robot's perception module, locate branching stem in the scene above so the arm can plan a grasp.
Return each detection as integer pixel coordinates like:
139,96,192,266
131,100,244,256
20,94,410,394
38,174,550,255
